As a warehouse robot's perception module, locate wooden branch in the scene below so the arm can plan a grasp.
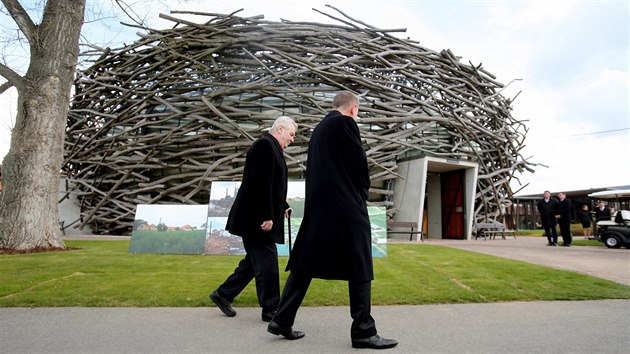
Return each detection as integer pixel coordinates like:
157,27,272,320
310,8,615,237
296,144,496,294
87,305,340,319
0,62,24,91
62,8,538,233
1,0,37,43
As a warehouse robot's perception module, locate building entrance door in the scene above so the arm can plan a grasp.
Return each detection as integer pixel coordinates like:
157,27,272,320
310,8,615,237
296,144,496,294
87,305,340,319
441,170,465,239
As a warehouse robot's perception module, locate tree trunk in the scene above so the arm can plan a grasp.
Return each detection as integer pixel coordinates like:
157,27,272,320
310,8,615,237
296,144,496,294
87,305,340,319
0,0,86,250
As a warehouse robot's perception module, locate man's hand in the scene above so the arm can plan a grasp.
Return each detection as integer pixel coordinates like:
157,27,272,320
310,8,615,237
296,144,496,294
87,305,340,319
285,208,293,218
261,220,273,231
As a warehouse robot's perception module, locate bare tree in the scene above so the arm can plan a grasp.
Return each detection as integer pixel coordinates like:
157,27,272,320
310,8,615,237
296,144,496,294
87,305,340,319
0,0,86,250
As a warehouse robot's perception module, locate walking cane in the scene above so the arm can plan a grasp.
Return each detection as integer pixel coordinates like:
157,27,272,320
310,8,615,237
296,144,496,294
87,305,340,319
287,210,292,256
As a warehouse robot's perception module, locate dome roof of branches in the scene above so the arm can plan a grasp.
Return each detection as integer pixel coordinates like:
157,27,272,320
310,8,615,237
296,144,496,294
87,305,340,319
64,6,535,234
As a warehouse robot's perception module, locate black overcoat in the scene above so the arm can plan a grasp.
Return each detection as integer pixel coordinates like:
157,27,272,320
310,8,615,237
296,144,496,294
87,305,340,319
558,198,572,221
537,198,559,226
226,134,289,244
286,110,373,281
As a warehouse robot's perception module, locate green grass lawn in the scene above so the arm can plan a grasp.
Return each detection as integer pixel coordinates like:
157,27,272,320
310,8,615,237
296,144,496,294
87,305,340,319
571,239,603,247
1,241,628,307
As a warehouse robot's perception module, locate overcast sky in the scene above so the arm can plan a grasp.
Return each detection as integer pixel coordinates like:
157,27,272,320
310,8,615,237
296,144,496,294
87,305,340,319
1,0,628,197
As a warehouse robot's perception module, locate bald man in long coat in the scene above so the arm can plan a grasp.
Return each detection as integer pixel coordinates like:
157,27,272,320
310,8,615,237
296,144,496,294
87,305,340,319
266,91,397,350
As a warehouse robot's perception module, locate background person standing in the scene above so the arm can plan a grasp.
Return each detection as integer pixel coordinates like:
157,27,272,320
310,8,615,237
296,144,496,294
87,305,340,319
537,190,559,246
266,91,397,350
556,192,573,246
209,116,296,322
578,205,592,239
594,201,612,238
594,201,611,221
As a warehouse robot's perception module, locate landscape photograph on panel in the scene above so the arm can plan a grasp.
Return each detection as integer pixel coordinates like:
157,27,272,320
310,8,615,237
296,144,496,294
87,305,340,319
205,181,305,256
369,206,388,258
129,204,208,254
205,181,387,257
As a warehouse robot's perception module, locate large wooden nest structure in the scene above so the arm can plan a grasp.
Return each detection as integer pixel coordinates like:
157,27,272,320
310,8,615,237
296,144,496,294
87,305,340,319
63,6,535,234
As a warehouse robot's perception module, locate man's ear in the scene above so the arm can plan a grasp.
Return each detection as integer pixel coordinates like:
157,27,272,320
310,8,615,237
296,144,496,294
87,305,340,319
350,104,358,117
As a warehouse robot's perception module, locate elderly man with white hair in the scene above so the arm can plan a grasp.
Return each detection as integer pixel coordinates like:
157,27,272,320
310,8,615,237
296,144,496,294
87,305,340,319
210,115,297,323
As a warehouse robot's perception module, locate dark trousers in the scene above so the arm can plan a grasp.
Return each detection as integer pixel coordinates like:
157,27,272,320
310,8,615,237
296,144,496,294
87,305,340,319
559,220,572,245
543,220,558,244
272,271,377,339
216,236,280,313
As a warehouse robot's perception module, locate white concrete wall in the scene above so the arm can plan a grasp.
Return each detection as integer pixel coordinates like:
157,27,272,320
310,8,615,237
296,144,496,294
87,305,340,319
391,159,426,231
464,166,479,240
58,177,94,235
426,173,442,239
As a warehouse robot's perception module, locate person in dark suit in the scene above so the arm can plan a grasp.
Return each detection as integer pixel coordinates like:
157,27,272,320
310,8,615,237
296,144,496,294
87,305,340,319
594,201,611,221
266,91,398,350
537,190,559,246
594,201,611,238
209,116,297,322
556,192,573,246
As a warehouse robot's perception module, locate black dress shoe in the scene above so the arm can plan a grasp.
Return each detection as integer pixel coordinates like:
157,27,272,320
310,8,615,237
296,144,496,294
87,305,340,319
209,290,236,317
262,311,274,322
267,320,305,340
352,335,398,349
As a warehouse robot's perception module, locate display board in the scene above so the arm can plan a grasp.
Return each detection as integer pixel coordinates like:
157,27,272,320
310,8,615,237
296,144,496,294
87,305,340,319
129,204,208,254
130,181,387,257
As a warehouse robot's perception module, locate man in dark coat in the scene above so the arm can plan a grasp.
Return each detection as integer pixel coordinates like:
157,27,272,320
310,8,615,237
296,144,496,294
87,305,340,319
537,190,559,246
209,116,296,322
594,201,611,238
266,91,398,350
594,201,611,221
556,192,573,246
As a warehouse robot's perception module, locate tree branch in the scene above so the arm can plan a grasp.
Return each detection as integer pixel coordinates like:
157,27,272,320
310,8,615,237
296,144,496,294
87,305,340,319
1,0,38,43
0,62,24,92
0,80,15,94
115,0,147,27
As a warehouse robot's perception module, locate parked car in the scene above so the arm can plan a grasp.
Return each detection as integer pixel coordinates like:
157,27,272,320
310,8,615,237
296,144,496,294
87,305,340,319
599,210,630,249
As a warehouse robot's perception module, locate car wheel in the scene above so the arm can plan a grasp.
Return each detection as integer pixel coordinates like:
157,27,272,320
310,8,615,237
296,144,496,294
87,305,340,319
604,235,622,248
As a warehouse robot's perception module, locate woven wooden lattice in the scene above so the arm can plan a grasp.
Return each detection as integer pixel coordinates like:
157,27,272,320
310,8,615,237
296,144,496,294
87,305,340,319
63,6,535,234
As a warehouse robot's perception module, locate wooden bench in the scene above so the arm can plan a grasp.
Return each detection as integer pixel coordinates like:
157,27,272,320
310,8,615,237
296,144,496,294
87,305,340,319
387,221,424,242
474,222,516,240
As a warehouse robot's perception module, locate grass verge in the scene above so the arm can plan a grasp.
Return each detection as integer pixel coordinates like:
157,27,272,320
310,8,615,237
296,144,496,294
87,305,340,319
516,233,604,247
1,241,628,307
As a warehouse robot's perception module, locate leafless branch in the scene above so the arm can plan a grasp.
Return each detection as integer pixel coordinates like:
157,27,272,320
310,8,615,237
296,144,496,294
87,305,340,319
0,61,23,91
63,9,538,233
0,79,14,94
1,0,37,44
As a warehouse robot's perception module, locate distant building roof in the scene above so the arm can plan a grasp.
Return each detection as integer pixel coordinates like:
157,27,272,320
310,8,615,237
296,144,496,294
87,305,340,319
515,185,630,199
588,188,630,199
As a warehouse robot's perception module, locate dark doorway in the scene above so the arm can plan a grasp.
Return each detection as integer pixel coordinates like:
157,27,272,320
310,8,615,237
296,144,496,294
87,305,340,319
441,170,465,239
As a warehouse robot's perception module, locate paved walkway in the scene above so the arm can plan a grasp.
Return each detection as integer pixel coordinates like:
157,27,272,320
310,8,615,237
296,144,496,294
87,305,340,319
6,235,623,353
1,300,629,353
